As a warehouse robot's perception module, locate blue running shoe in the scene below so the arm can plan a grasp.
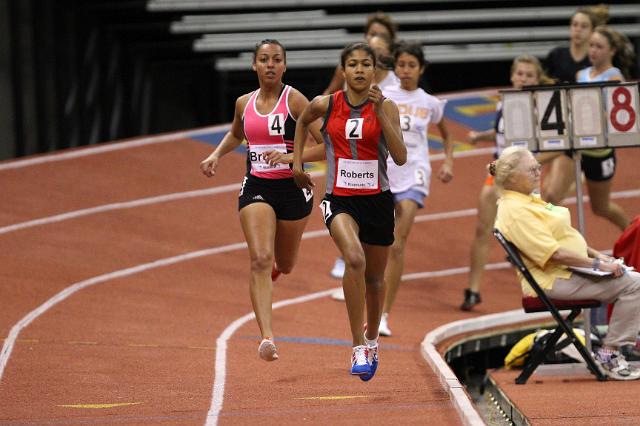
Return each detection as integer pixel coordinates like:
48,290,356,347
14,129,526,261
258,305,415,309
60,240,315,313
350,345,370,375
360,343,378,382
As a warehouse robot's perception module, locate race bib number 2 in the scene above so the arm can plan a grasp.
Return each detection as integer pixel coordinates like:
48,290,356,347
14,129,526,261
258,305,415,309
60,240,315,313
345,118,364,140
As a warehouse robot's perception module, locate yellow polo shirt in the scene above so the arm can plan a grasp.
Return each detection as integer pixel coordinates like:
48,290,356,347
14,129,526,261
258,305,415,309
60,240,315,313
495,190,588,296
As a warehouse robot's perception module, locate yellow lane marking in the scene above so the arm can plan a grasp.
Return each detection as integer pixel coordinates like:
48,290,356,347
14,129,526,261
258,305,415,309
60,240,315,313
452,144,476,151
295,395,368,401
455,104,497,117
6,338,217,351
57,402,141,409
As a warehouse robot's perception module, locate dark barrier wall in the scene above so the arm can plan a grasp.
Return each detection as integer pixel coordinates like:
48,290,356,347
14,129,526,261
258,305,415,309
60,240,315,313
0,0,13,159
0,0,216,160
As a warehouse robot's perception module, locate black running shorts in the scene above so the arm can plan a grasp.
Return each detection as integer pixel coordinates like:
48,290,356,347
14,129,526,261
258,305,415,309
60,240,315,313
319,191,395,246
238,174,313,220
563,149,616,182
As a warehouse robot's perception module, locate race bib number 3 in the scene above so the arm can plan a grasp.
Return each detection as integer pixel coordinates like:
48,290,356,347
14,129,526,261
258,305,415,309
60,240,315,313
249,144,288,172
414,168,427,187
336,158,378,190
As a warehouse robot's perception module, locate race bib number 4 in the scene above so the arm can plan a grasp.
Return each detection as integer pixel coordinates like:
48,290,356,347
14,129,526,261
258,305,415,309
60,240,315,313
249,144,288,172
336,158,378,190
268,113,286,136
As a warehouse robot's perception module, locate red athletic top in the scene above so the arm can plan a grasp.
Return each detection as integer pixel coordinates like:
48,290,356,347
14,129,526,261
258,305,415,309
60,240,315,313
321,90,390,196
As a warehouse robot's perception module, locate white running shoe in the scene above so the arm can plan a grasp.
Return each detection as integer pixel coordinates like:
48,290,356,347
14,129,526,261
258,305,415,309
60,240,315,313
330,257,345,279
595,350,640,380
331,288,345,301
350,345,370,375
378,313,392,337
258,338,278,361
360,342,379,382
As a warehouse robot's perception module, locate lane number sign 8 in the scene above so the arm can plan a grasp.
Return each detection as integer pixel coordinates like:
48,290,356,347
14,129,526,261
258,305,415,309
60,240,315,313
606,85,638,134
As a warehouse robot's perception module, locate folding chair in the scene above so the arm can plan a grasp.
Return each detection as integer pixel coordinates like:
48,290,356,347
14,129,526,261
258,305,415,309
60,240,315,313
493,229,607,384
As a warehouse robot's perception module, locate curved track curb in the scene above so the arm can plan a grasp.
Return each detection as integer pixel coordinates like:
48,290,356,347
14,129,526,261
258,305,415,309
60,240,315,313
420,309,552,425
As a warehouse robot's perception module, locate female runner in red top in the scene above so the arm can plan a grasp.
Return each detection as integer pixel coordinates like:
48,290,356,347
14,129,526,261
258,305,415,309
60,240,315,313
292,42,406,380
200,40,322,362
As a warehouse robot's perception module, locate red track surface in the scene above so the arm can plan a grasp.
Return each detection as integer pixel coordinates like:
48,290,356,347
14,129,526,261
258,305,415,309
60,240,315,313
1,130,639,425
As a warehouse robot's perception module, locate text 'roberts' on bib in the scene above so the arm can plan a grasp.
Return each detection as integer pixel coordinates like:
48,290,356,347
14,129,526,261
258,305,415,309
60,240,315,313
249,143,288,172
336,158,378,189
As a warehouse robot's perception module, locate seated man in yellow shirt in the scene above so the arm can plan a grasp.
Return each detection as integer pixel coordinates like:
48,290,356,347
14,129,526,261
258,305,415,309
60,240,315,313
491,146,640,381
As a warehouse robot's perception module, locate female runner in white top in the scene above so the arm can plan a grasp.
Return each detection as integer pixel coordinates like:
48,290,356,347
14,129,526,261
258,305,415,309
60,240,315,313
376,42,453,336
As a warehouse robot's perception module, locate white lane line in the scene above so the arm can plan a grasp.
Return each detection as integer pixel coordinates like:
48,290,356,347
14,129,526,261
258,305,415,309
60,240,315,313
3,184,638,237
0,171,317,236
402,261,512,281
563,188,640,204
0,186,238,235
0,205,479,384
206,249,618,425
205,288,336,426
0,206,482,381
0,214,611,423
413,188,640,225
0,209,520,404
203,257,517,426
0,147,494,236
0,124,230,171
2,178,635,376
0,241,244,382
431,146,494,161
2,168,636,417
415,208,477,223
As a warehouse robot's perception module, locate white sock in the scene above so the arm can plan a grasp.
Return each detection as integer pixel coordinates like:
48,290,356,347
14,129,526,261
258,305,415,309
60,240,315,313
364,334,378,348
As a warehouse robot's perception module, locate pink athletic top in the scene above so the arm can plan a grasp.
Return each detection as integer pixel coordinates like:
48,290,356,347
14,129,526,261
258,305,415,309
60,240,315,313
242,84,296,179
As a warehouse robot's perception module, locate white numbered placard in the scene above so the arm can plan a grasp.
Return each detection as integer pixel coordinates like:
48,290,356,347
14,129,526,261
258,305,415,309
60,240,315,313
605,83,640,147
502,91,537,151
570,87,605,148
267,113,285,136
345,118,364,140
501,83,640,153
535,89,569,151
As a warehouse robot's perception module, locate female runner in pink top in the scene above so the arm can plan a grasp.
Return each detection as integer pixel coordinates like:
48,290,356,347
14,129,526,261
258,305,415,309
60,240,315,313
200,39,322,362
